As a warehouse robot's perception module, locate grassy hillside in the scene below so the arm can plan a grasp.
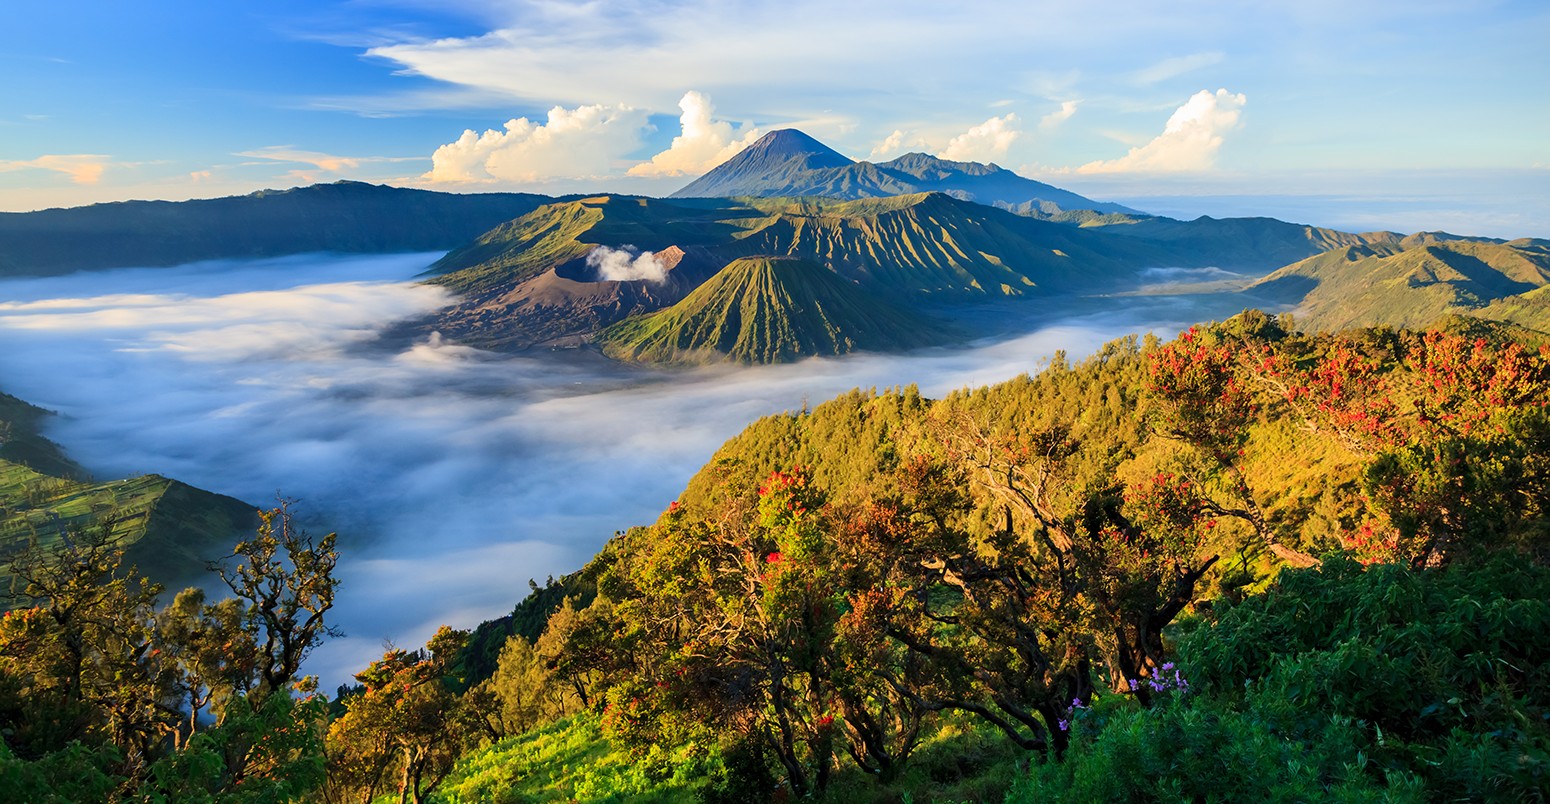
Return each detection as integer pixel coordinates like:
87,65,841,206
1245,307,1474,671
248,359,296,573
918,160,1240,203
0,392,83,480
725,193,1153,297
598,257,938,364
427,196,752,294
423,192,1178,362
0,386,257,592
1248,238,1550,331
0,461,258,592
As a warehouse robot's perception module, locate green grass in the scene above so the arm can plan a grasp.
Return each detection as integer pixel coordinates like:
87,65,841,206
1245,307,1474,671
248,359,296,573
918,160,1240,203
434,714,721,804
433,710,1028,804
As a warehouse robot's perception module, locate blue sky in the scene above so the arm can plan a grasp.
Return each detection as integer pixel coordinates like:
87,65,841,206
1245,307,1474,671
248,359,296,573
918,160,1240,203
2,0,1546,236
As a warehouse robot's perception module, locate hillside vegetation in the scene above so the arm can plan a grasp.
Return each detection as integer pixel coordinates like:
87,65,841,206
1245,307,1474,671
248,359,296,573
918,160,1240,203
4,314,1547,802
423,192,1178,355
1249,238,1550,332
411,312,1549,802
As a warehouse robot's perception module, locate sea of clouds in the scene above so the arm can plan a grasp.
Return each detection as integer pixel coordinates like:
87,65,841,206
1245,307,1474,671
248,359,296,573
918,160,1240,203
0,253,1253,683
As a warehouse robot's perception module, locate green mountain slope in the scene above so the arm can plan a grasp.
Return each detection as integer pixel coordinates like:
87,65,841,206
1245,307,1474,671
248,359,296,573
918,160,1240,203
725,193,1153,297
599,257,937,364
1247,238,1550,331
1086,215,1417,273
430,193,1157,302
0,387,258,591
0,181,551,276
422,193,1170,359
0,391,83,480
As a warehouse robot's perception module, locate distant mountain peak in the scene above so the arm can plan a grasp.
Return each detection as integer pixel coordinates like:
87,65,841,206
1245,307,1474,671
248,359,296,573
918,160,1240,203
673,129,854,199
670,130,1132,215
741,129,854,168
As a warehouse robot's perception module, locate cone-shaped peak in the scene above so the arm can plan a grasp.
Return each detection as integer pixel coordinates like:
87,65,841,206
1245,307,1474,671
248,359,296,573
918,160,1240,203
737,129,854,169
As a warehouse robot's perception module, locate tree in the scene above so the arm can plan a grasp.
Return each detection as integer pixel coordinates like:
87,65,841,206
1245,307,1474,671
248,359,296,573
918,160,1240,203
0,523,173,775
212,500,339,701
325,627,478,804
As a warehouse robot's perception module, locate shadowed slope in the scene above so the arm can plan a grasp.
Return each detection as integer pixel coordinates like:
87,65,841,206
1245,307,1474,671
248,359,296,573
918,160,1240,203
0,181,551,276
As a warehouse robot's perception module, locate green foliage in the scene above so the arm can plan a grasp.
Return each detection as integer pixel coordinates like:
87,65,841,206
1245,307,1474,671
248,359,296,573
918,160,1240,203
0,739,121,803
0,502,339,800
325,626,480,803
459,569,599,688
463,315,1550,801
1009,691,1423,803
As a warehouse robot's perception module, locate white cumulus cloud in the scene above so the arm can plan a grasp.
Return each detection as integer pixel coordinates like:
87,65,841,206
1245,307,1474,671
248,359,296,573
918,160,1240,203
627,91,760,178
426,103,649,184
1077,89,1246,174
938,114,1021,163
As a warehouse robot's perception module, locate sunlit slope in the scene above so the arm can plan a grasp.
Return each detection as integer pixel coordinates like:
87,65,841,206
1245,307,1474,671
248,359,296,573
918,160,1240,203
1248,238,1550,331
599,257,936,364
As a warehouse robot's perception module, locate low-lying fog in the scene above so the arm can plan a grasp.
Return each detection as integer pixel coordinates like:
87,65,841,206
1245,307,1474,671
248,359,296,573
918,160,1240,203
0,254,1256,684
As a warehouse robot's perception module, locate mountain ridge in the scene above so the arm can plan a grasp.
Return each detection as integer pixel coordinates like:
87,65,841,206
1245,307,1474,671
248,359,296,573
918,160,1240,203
0,181,553,276
671,129,1134,214
598,256,937,364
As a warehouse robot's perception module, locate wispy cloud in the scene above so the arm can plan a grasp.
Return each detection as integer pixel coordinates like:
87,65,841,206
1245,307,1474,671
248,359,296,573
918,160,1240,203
1039,100,1080,129
1129,52,1225,86
236,147,422,173
1078,89,1246,173
627,91,760,178
0,154,112,184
